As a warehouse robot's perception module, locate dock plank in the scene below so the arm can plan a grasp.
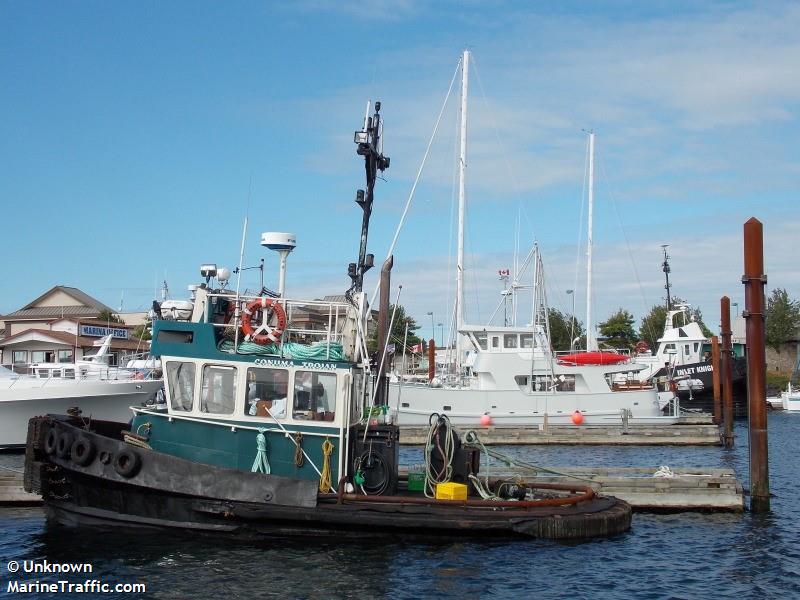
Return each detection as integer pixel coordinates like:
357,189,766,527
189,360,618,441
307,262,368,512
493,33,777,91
399,424,722,446
0,472,42,506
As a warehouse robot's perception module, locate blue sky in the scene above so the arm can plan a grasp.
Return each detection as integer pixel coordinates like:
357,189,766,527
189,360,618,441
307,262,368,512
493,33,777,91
2,1,798,340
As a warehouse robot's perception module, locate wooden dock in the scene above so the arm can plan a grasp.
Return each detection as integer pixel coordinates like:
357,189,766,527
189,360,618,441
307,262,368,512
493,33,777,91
0,471,41,506
491,466,743,511
399,422,722,446
400,466,743,512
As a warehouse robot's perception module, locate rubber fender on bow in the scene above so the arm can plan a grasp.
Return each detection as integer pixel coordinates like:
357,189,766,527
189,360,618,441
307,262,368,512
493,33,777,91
55,431,74,459
44,429,58,455
113,448,141,478
70,438,96,467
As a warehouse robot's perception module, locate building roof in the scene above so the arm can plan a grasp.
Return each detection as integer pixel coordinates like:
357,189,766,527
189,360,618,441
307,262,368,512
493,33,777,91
2,286,114,320
0,328,149,351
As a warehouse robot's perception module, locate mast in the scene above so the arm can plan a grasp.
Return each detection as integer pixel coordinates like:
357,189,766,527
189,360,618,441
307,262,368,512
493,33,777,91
349,102,390,293
456,49,469,368
661,244,672,311
585,131,596,351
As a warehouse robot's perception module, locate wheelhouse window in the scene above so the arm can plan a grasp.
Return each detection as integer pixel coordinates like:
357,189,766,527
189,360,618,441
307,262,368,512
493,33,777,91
201,365,236,415
166,362,196,412
520,334,533,349
474,332,488,350
57,350,74,363
492,337,500,349
504,334,518,349
246,367,288,419
12,351,27,364
293,371,336,421
31,351,47,363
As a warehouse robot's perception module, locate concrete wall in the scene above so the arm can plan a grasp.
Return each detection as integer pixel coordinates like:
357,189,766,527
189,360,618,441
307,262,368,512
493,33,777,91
120,312,149,326
766,342,799,373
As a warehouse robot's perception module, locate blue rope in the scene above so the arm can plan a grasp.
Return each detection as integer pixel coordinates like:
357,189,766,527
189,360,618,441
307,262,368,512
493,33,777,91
251,429,271,474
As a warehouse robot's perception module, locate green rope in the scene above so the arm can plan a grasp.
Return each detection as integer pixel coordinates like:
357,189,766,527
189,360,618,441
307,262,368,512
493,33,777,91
219,339,345,361
251,429,271,474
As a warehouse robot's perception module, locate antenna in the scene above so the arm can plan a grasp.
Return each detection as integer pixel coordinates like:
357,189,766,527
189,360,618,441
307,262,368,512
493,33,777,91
661,244,672,311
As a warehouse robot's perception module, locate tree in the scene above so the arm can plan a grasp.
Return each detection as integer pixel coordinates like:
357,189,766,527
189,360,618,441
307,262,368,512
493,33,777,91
367,304,423,354
599,308,637,349
765,288,800,351
96,309,123,324
132,322,152,341
638,304,668,351
548,308,584,352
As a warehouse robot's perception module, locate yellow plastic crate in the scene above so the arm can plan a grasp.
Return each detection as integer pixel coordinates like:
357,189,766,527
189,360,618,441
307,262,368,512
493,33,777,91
435,481,468,501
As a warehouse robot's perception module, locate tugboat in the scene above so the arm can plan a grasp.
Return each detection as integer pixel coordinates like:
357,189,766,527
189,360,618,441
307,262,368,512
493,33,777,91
631,248,748,415
23,102,630,540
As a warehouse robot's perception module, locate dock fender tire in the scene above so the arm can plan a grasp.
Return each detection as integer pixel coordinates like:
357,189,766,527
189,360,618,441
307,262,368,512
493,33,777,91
114,448,141,478
56,432,74,459
70,438,96,466
44,429,58,455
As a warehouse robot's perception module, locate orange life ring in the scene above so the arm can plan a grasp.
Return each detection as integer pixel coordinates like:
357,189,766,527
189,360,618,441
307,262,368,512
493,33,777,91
241,297,287,345
634,340,650,354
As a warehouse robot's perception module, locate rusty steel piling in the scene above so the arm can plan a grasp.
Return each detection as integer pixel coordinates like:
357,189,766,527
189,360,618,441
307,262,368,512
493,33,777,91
711,336,722,425
374,255,393,406
743,218,770,512
720,297,735,449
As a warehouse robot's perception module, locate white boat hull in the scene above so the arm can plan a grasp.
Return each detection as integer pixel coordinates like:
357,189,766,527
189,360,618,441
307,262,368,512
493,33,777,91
782,392,800,412
389,384,678,426
0,379,162,448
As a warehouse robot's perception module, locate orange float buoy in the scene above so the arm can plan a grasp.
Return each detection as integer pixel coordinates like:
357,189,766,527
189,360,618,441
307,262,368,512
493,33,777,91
571,410,584,425
480,414,492,427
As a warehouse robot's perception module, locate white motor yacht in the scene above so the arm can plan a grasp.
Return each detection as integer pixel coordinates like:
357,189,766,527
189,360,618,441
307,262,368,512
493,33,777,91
0,336,162,449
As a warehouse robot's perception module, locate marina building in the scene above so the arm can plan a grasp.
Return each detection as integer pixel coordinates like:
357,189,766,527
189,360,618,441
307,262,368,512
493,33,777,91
0,286,149,369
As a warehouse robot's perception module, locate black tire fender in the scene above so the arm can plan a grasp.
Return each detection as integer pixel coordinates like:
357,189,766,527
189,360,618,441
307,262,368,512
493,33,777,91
56,432,74,459
44,429,58,455
113,448,141,478
70,437,96,466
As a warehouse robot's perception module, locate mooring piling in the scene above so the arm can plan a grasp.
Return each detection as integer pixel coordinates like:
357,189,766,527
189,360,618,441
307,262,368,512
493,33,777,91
720,297,735,448
711,335,722,425
427,338,436,382
743,217,770,512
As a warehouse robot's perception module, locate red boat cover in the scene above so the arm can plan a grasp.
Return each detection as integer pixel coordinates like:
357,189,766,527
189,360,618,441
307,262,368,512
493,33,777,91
557,351,629,366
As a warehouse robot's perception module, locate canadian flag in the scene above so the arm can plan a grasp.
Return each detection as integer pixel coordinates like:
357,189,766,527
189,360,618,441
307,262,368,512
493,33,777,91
410,343,423,353
498,268,510,277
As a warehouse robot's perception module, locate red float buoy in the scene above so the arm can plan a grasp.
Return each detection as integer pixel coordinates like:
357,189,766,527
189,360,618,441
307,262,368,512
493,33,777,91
480,414,492,427
571,410,584,425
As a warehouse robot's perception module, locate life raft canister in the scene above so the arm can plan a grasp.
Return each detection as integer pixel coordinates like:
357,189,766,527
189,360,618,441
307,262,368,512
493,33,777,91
241,297,287,345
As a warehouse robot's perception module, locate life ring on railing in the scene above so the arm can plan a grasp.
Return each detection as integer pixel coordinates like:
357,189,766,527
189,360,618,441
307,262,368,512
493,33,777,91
241,297,287,345
634,340,650,354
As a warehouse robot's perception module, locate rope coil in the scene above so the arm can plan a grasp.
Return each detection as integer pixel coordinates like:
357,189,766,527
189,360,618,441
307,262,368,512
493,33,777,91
251,429,271,474
319,438,334,493
294,432,304,468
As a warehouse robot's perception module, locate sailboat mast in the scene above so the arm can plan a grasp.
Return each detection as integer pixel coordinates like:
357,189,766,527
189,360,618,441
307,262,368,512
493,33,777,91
456,49,469,366
585,131,596,351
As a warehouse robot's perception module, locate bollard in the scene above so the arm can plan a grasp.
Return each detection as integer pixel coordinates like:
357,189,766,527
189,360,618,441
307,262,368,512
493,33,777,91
720,297,734,448
711,336,722,425
743,218,770,512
